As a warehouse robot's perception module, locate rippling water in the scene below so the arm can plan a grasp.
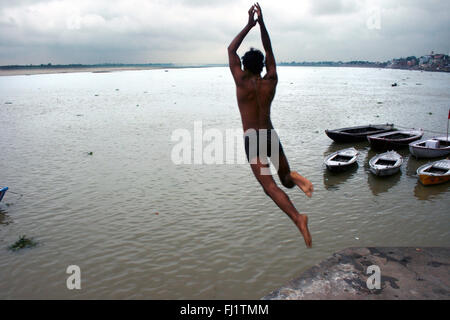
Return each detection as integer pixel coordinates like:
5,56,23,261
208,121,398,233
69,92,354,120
1,67,449,299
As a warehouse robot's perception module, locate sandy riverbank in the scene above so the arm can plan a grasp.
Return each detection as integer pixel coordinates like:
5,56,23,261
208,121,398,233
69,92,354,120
0,66,167,76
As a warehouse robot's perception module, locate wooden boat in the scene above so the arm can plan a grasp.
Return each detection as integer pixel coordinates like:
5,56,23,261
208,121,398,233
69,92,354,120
325,124,394,143
0,187,8,202
417,160,450,185
409,136,450,158
324,147,359,172
369,151,403,176
367,129,424,150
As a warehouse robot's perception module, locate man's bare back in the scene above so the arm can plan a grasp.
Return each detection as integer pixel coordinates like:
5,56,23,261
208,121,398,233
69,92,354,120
235,72,275,132
228,4,314,248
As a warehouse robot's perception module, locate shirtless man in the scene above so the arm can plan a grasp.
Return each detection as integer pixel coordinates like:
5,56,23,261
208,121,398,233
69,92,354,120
227,3,313,247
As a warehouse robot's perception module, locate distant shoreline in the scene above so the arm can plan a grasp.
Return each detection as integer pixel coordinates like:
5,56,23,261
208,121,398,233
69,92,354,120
0,65,173,76
2,52,449,76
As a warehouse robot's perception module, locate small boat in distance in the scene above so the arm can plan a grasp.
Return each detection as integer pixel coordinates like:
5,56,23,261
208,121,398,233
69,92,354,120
325,124,394,143
0,187,8,202
409,136,450,159
369,151,403,176
367,129,424,150
417,160,450,186
324,147,359,172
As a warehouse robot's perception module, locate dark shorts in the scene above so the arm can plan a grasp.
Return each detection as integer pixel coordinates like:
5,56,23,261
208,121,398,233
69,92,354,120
244,129,282,162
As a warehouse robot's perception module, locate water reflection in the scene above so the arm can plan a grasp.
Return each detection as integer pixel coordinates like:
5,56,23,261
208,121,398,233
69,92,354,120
367,171,402,195
414,181,450,200
323,165,358,190
0,207,12,226
406,154,422,176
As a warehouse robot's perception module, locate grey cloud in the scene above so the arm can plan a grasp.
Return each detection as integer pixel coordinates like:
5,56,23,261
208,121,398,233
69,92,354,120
179,0,240,7
309,0,362,15
0,0,448,65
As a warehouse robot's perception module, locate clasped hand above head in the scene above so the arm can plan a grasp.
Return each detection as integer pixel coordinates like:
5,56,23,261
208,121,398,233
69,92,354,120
247,3,264,27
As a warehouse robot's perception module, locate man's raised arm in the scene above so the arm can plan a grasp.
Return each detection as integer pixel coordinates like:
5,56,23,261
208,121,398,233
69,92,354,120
255,3,277,80
227,5,257,82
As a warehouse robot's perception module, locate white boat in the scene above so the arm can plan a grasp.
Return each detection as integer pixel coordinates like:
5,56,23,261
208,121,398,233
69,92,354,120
369,151,403,176
417,159,450,185
324,147,359,172
409,136,450,158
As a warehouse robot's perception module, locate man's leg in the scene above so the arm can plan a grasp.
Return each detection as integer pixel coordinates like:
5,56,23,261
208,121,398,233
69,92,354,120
271,132,314,197
250,157,312,247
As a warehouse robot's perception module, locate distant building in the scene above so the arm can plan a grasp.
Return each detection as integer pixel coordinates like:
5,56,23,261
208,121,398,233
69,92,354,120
419,55,431,64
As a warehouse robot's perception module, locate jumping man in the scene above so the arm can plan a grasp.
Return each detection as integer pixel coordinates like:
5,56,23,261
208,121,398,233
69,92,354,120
227,3,314,247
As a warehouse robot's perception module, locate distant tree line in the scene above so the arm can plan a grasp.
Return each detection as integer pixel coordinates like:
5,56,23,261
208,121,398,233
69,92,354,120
0,63,174,70
279,60,387,67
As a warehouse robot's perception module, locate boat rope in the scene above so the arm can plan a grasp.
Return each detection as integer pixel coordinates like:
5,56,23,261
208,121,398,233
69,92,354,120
395,124,449,136
4,190,24,202
8,190,23,196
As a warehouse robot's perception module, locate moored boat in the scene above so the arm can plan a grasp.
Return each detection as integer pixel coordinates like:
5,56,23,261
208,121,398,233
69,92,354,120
324,147,359,172
409,136,450,158
325,124,394,143
0,187,8,202
417,159,450,185
369,151,403,176
367,129,424,150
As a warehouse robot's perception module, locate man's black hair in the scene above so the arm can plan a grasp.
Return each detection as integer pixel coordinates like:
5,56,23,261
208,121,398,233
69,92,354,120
242,48,264,75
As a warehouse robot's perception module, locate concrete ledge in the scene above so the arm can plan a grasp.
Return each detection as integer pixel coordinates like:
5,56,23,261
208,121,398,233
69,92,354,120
262,247,450,300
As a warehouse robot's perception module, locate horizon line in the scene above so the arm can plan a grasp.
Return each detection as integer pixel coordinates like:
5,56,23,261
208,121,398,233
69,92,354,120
2,53,448,69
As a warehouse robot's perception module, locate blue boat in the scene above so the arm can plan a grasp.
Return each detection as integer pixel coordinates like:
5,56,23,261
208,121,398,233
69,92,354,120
0,187,8,202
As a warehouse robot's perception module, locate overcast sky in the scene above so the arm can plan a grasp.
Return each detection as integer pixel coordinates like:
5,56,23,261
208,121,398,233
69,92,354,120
0,0,449,65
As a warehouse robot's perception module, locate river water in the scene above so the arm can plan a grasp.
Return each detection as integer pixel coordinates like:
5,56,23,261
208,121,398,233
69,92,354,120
0,67,449,299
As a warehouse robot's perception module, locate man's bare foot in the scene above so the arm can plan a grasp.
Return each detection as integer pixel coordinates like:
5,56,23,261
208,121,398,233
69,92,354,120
289,171,314,197
294,214,312,248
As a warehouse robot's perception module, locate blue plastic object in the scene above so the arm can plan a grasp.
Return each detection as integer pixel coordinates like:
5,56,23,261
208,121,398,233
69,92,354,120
0,187,8,202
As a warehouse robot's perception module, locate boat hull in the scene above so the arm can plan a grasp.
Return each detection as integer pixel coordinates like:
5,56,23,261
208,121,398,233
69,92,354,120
368,130,424,150
410,146,450,158
409,137,450,158
419,175,450,185
368,151,403,176
325,124,394,143
326,162,358,172
416,160,450,186
369,166,401,176
324,148,359,172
